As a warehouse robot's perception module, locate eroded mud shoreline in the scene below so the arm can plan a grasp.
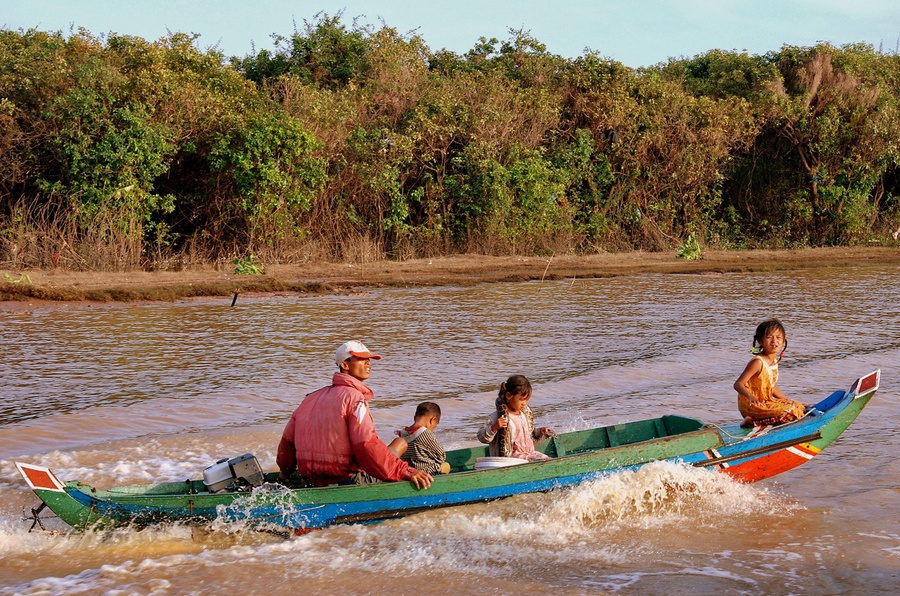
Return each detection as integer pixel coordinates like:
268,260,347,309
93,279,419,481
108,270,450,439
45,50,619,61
2,246,898,309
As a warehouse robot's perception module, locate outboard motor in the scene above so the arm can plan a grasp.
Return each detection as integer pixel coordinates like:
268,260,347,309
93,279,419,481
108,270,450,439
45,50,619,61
202,453,265,492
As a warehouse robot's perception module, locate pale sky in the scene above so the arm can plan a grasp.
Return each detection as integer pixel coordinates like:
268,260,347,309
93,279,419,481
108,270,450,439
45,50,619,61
4,1,899,68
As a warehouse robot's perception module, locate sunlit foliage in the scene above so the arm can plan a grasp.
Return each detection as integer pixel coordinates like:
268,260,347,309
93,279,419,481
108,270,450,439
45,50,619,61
1,18,898,270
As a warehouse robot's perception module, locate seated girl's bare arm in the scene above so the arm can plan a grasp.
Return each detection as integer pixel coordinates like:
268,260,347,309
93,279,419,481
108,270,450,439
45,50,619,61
733,359,763,403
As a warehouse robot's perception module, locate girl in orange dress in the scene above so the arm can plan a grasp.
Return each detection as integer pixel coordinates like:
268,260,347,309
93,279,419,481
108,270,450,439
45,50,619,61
734,318,807,427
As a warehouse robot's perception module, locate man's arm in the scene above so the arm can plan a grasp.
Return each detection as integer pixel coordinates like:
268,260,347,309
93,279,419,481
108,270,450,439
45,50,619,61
276,414,297,479
348,401,430,487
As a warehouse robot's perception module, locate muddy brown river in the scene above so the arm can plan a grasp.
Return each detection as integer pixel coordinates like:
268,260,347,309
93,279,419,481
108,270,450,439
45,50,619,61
1,265,898,594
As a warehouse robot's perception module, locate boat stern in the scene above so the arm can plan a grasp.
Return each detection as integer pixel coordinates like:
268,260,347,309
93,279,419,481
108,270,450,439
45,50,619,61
15,462,110,531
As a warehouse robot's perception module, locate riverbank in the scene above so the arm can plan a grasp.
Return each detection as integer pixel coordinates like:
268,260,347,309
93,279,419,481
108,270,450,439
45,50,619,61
2,246,898,308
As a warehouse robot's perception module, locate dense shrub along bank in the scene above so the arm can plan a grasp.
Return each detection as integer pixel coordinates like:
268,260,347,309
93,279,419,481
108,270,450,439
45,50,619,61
1,16,898,271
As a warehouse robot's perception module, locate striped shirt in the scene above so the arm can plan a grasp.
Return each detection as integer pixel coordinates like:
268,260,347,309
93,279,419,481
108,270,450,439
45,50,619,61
400,427,446,475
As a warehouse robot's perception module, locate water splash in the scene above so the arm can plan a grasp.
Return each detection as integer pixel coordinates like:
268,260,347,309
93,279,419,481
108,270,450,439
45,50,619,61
542,460,799,529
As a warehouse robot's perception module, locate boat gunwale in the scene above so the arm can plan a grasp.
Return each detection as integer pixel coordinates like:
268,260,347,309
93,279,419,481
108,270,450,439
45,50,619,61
17,369,879,531
72,424,728,505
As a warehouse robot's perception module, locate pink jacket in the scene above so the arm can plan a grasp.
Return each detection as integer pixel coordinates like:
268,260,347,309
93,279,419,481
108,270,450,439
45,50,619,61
276,372,415,486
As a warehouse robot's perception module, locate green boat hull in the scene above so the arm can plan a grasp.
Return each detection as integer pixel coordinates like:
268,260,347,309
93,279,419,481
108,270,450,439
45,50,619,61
16,370,879,533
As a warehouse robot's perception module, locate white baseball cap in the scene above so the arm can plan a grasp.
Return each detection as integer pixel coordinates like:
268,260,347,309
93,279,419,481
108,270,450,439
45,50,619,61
335,340,382,365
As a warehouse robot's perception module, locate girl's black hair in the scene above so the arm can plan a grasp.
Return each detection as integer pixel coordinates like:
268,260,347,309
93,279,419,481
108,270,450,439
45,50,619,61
499,374,532,403
752,318,788,361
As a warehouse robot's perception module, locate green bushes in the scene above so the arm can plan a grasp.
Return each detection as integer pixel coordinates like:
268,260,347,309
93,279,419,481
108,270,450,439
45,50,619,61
1,19,898,270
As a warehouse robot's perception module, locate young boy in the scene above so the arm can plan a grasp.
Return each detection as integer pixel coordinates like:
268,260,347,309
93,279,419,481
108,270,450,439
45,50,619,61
391,402,451,475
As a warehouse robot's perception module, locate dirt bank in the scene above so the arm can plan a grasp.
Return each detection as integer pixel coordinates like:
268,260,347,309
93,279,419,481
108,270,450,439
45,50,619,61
2,246,898,308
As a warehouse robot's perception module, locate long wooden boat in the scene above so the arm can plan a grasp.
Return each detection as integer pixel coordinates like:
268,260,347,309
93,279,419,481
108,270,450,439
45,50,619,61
16,370,879,533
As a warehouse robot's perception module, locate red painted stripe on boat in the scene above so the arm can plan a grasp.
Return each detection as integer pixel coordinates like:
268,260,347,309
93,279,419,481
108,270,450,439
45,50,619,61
720,443,821,483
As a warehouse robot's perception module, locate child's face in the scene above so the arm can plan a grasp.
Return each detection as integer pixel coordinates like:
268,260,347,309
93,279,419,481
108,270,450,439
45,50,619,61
505,391,531,413
760,328,785,356
424,415,439,432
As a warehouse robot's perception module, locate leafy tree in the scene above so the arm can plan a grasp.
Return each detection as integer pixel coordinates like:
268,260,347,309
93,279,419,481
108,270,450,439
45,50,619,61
764,45,899,243
562,53,757,249
3,23,900,269
207,109,326,254
233,12,371,89
661,49,779,100
447,142,570,254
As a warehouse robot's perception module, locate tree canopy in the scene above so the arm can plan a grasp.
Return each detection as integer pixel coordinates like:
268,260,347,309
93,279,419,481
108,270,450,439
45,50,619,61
1,17,898,270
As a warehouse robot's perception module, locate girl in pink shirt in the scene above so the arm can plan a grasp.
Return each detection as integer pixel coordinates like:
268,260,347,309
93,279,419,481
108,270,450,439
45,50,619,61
477,375,557,461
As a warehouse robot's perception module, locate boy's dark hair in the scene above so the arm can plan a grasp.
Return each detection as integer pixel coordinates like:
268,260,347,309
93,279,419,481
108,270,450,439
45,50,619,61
415,401,441,420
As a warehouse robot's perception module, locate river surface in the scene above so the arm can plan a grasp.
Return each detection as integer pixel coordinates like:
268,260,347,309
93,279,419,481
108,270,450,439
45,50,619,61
1,265,898,595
